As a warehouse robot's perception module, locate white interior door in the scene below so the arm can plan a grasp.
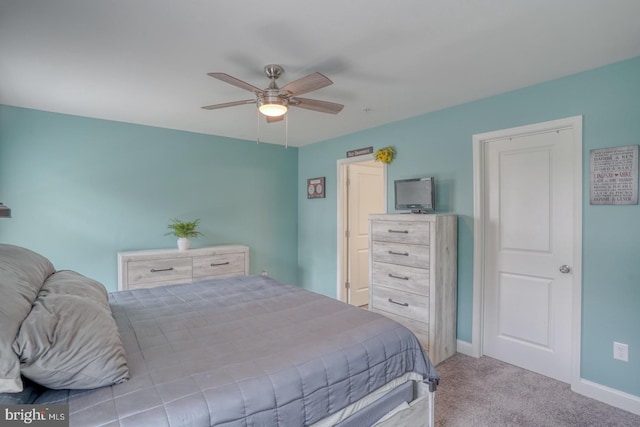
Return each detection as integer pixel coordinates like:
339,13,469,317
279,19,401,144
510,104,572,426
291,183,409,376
347,161,384,307
483,128,575,382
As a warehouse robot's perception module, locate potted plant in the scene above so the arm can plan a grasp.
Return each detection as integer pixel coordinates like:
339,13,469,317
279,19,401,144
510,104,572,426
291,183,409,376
165,218,203,251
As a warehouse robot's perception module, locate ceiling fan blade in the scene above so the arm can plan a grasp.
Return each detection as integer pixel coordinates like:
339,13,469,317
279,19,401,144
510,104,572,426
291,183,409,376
207,72,263,94
291,97,344,114
201,99,256,110
281,72,333,96
266,115,284,123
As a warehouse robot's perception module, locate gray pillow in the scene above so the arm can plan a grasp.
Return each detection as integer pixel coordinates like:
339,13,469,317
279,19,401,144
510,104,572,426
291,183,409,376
0,377,41,404
0,244,55,393
13,270,130,390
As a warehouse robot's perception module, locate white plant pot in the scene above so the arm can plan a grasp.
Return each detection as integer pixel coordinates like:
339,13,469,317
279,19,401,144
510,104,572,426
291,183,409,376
177,237,190,251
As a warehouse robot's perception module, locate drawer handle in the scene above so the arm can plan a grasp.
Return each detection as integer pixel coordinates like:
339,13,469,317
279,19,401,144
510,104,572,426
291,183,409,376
388,229,409,234
388,298,409,307
150,267,174,273
210,262,230,267
388,250,409,256
388,273,409,280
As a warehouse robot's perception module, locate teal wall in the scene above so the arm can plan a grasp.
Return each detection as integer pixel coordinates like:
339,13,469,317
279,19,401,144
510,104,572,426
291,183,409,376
2,56,638,398
0,106,299,288
298,56,640,396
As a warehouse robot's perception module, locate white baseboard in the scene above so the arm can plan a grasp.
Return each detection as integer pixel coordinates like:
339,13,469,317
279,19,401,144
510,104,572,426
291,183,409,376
572,378,640,416
456,340,475,357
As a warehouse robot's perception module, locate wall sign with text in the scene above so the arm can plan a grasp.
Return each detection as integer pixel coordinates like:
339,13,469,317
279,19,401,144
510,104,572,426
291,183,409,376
590,145,638,205
347,146,373,158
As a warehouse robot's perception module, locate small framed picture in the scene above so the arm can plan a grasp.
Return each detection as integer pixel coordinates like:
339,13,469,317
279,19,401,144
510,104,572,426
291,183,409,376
307,177,325,199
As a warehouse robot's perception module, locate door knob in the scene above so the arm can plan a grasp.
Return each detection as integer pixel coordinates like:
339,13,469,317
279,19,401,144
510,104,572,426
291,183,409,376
559,265,572,274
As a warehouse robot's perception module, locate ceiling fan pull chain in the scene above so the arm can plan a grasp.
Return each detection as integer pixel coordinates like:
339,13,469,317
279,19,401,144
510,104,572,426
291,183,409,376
256,109,261,144
285,113,288,149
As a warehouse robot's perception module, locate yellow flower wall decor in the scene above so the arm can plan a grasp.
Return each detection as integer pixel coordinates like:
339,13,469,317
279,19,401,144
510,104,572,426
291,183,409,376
375,146,396,164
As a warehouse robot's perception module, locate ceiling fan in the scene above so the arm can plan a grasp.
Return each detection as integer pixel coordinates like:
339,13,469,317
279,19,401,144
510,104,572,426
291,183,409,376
202,64,344,122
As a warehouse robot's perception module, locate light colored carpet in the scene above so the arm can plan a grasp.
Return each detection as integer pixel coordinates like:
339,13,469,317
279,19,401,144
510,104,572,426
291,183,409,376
434,354,640,427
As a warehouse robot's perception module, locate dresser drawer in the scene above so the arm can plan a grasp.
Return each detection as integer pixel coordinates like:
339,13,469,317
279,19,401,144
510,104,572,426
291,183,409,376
127,258,192,285
371,285,429,324
371,220,430,245
371,241,430,269
193,253,246,278
372,262,429,295
371,308,429,350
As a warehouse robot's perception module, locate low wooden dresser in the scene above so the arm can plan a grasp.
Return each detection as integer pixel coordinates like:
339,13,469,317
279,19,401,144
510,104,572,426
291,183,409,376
368,214,457,365
117,245,249,290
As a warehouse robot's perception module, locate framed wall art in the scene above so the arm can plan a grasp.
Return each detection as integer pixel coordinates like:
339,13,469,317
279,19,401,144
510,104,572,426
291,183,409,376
590,145,638,205
307,177,325,199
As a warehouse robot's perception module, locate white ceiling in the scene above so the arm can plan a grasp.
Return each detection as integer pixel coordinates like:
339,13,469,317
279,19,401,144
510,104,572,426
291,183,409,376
2,1,640,147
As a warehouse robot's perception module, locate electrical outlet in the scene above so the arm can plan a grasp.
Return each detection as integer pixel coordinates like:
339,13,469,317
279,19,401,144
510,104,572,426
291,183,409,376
613,342,629,362
260,270,269,277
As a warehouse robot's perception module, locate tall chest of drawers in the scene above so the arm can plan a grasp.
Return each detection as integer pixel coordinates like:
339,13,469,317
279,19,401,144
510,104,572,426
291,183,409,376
118,245,249,290
369,214,457,365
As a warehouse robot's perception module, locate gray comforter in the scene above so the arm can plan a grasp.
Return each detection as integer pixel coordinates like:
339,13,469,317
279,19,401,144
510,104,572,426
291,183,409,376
30,275,437,426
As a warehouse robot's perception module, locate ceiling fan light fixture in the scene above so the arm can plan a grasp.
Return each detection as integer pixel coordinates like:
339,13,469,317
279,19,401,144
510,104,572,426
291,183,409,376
258,95,288,117
259,103,288,117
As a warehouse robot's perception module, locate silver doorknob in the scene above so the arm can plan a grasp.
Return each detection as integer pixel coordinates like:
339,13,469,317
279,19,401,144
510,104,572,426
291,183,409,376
559,265,572,274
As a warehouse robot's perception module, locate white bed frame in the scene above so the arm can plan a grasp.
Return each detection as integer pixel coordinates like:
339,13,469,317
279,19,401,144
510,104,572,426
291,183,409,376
374,383,435,427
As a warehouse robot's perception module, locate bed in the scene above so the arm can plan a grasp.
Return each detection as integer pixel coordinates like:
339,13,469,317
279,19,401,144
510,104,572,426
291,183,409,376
1,244,438,426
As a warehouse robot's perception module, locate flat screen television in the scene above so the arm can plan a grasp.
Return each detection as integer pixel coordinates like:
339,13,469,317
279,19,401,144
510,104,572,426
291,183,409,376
394,177,435,213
